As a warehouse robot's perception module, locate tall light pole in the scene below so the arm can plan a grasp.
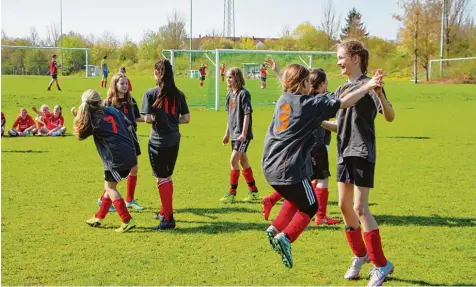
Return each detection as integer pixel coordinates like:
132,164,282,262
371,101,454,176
439,0,446,78
189,0,192,71
60,0,63,76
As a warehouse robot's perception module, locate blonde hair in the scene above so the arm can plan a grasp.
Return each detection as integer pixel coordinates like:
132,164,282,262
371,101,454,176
40,104,49,112
74,89,103,139
106,73,133,108
281,64,309,95
226,67,246,90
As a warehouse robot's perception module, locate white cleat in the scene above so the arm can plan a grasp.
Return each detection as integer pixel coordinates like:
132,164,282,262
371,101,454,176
367,260,394,287
344,254,370,280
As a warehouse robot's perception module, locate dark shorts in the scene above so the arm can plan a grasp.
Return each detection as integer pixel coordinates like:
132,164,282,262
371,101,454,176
337,157,375,188
104,169,130,183
221,73,225,77
261,77,267,82
131,129,141,156
272,179,318,218
231,140,250,153
51,74,57,79
148,142,179,178
200,75,206,81
311,145,330,180
103,71,108,78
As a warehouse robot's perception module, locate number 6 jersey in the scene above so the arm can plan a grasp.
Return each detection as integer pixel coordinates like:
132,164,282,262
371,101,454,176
261,93,340,185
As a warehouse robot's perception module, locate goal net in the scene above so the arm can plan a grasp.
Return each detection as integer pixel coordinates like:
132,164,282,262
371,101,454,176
428,56,476,82
1,45,90,77
162,49,337,110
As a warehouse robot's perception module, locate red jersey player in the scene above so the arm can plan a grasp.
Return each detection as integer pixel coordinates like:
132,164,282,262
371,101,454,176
199,63,207,87
260,64,267,89
47,54,62,91
9,108,37,136
220,63,226,82
1,112,5,136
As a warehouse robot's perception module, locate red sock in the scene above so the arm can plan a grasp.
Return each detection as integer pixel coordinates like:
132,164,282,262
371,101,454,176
158,178,173,221
95,196,112,219
242,167,258,192
283,211,311,242
126,175,137,202
113,199,132,223
269,191,282,205
316,188,329,219
364,229,387,267
345,227,367,257
229,169,240,195
200,82,203,87
272,200,298,232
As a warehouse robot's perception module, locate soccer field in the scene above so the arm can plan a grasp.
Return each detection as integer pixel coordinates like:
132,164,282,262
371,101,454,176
1,75,476,286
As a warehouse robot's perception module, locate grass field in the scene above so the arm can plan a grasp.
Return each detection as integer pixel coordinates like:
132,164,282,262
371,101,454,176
1,75,476,286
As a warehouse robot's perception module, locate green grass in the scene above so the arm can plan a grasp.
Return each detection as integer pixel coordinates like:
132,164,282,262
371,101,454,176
1,75,476,286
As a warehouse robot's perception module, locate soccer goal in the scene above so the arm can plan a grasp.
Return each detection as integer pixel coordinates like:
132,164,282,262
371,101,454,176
428,56,476,81
163,49,336,110
1,45,91,77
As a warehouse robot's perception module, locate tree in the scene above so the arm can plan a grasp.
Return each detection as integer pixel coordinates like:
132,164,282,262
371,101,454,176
138,30,162,61
443,0,472,60
118,41,139,63
319,0,341,48
340,8,369,40
29,27,40,46
159,10,188,49
45,23,60,47
293,22,332,51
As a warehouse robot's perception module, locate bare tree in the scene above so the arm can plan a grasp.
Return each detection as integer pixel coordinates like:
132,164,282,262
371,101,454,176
29,27,40,46
280,25,291,37
45,23,60,47
1,29,8,41
159,10,188,49
444,0,473,60
319,0,341,47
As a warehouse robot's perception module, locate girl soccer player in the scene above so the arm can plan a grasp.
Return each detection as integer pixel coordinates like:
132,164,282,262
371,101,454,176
262,63,383,269
73,89,137,233
199,63,207,87
322,40,395,286
119,66,133,91
104,73,144,210
32,104,51,135
1,112,6,136
261,62,341,226
220,63,226,82
260,64,267,89
141,59,190,230
34,105,66,136
220,67,259,203
9,108,37,136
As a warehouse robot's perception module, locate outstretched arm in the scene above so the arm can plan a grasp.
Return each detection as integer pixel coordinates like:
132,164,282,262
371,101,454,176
265,59,282,83
321,120,337,133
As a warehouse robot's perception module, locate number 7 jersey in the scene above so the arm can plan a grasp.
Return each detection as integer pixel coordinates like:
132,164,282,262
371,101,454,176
79,106,137,171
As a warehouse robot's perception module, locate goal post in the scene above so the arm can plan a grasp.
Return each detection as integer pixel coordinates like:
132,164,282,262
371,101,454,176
162,49,336,110
1,45,90,77
429,56,476,80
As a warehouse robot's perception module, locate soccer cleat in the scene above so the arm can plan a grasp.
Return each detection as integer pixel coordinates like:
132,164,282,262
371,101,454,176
273,233,293,268
241,191,260,202
152,215,176,230
153,212,165,222
115,218,136,233
367,261,394,287
262,196,275,221
86,217,101,227
265,225,279,251
315,216,342,225
344,254,370,280
219,193,236,203
126,200,145,210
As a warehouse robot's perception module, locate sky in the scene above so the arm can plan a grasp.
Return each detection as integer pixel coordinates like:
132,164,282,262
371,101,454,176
1,0,475,44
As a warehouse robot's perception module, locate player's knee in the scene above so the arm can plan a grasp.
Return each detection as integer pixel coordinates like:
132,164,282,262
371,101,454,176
130,165,139,175
339,199,352,213
353,203,367,218
302,202,318,218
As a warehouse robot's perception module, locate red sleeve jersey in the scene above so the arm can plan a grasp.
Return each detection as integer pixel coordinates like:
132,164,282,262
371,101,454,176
46,115,64,130
50,59,58,75
1,112,5,127
127,78,132,92
14,115,35,132
37,111,52,129
220,66,225,74
199,67,207,76
260,67,267,77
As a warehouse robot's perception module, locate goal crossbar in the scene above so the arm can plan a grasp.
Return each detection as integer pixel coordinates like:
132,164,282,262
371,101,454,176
429,56,476,79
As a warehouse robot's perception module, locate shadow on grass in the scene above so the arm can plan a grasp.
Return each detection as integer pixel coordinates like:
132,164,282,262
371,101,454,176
2,150,49,153
127,219,341,234
174,206,260,219
387,276,476,286
376,214,476,227
380,136,431,140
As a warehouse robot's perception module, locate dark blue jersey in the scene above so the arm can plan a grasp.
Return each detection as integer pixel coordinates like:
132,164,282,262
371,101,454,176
104,97,141,129
79,106,137,171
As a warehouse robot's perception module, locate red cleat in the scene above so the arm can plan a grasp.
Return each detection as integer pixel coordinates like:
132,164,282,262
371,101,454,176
315,216,342,225
262,197,275,221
